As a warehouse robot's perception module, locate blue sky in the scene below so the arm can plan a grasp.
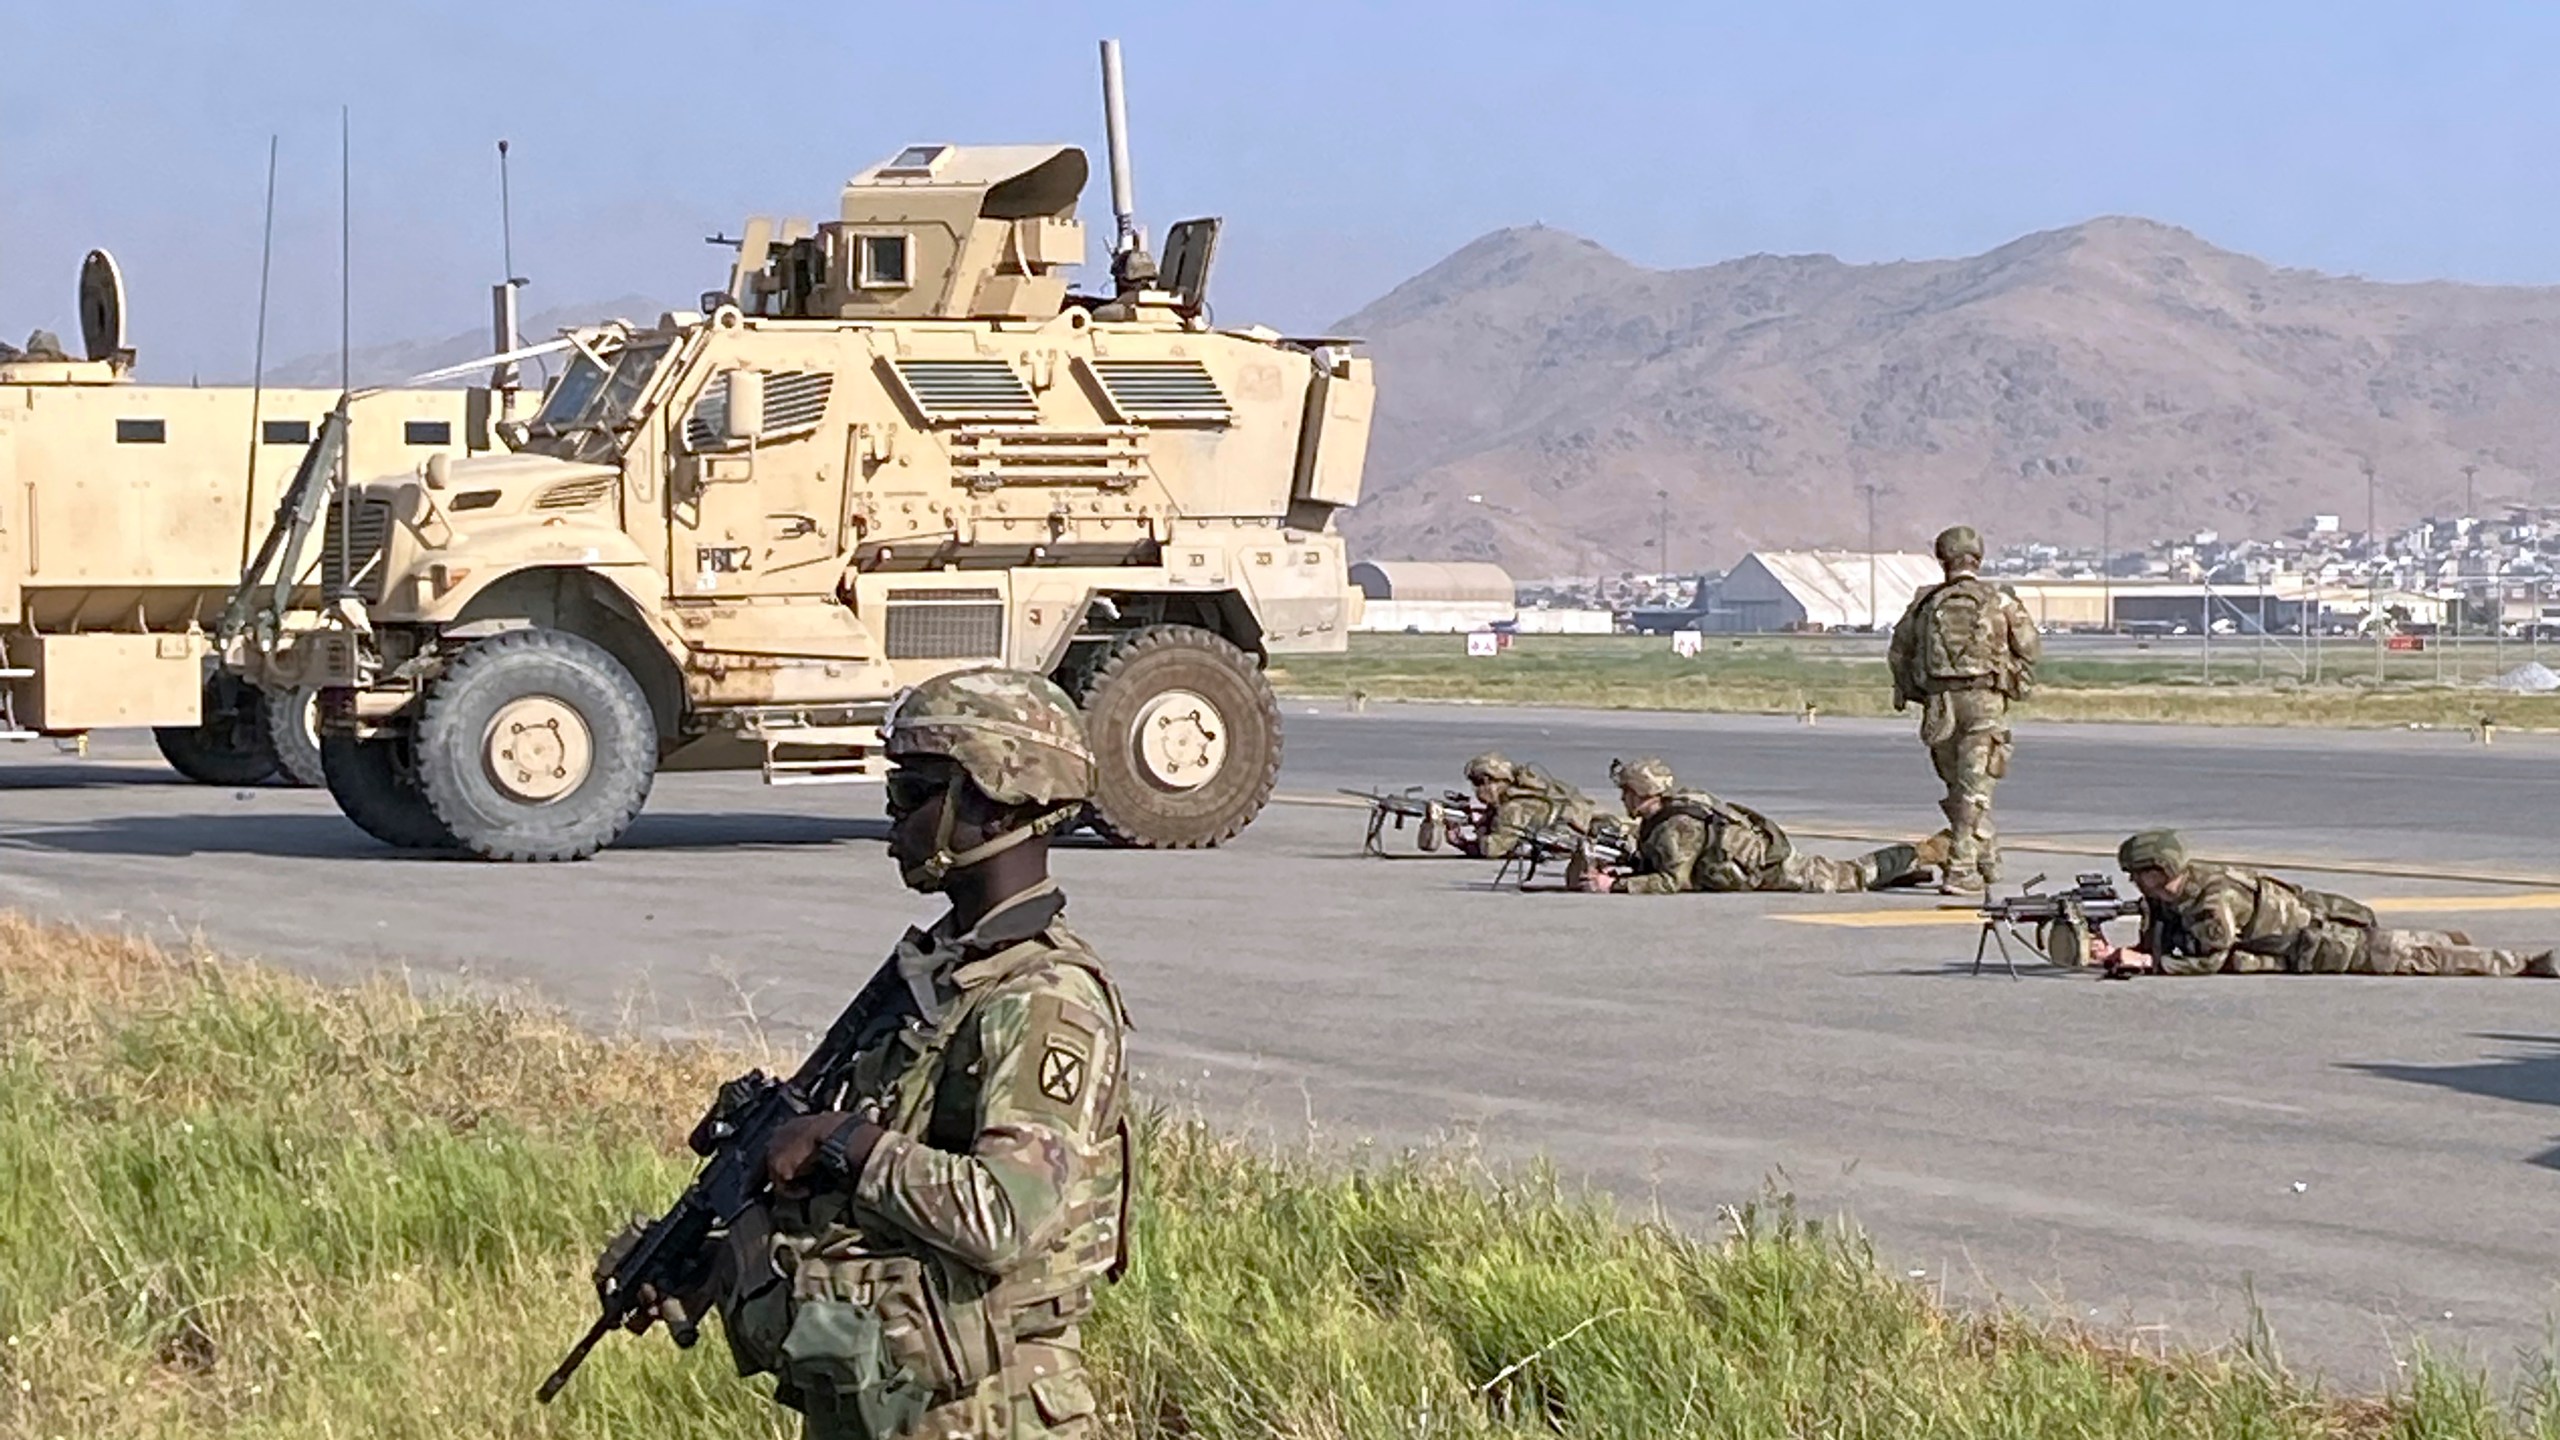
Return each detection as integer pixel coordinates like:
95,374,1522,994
5,1,2551,381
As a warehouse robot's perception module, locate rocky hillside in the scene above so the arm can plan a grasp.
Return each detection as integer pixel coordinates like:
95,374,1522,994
1336,219,2560,575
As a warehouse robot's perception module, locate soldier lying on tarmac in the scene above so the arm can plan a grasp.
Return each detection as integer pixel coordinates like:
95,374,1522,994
2090,829,2557,977
1458,751,1601,858
1573,756,1947,895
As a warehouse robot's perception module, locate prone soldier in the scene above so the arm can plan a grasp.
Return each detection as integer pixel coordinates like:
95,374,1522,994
1573,756,1945,895
1459,751,1600,858
2092,829,2556,977
1887,525,2039,894
596,669,1130,1437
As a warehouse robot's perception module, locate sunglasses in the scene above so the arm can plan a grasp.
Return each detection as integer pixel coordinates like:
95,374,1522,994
884,768,949,817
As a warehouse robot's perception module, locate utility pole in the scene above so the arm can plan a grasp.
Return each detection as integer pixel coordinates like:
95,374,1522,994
2365,458,2383,684
1861,482,1882,629
1656,488,1670,581
2464,462,2478,521
2097,475,2113,634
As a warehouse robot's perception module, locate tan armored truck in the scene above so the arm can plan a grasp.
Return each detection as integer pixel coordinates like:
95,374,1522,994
231,43,1373,861
0,250,495,786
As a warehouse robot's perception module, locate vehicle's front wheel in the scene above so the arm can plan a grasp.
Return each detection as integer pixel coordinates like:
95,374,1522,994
1071,624,1280,848
261,684,326,788
321,731,460,851
154,674,278,787
412,628,656,862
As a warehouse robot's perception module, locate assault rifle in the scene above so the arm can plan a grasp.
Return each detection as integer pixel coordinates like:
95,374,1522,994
1343,786,1484,857
1968,872,2140,979
537,968,897,1402
1497,816,1635,889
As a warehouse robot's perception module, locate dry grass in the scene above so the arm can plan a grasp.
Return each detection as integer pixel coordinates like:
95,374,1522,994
3,912,2555,1438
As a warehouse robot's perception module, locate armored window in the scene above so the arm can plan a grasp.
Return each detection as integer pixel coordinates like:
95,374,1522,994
404,419,453,446
858,233,912,289
881,145,950,177
682,371,836,450
262,418,312,445
115,418,165,444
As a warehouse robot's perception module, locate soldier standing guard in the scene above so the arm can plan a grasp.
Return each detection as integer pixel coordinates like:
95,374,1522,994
601,668,1130,1439
1888,525,2040,894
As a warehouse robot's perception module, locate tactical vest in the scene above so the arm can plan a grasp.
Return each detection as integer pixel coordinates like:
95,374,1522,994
725,927,1130,1423
1914,577,2011,687
2148,864,2377,971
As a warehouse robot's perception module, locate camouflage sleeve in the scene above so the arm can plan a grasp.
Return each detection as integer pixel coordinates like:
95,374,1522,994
1618,814,1708,894
853,965,1122,1274
2003,591,2041,693
2157,896,2241,975
1886,596,1926,703
1479,797,1539,859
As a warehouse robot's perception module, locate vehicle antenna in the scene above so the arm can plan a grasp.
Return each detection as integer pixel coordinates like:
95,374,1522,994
494,139,531,391
238,134,279,570
335,104,352,600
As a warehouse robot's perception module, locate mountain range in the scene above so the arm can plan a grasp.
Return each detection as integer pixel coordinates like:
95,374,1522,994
1336,218,2560,575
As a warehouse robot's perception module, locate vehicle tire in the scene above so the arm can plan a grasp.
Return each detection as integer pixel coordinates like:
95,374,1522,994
260,685,327,789
1072,624,1280,848
411,628,656,862
321,732,462,851
153,675,279,787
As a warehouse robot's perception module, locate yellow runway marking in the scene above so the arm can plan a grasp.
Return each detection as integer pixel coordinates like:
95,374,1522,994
1776,892,2560,929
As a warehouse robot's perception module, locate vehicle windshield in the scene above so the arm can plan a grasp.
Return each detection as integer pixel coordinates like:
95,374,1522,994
530,337,677,438
530,351,609,434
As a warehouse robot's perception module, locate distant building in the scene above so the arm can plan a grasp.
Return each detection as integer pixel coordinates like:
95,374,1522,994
1699,551,1941,632
1349,560,1516,633
1510,607,1616,635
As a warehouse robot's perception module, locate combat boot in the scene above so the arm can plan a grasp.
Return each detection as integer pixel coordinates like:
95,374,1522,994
1937,800,1986,894
2529,951,2559,978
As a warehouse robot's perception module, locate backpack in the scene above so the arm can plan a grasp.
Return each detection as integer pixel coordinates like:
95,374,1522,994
1918,577,2007,682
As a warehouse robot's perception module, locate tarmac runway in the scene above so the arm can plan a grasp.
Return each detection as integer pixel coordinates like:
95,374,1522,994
5,704,2558,1386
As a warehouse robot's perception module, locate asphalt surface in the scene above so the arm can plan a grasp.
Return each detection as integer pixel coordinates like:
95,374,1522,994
6,706,2559,1386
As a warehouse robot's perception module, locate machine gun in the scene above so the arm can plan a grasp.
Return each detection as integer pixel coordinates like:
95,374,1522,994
1343,786,1484,857
537,969,895,1402
1497,816,1635,889
1969,872,2141,978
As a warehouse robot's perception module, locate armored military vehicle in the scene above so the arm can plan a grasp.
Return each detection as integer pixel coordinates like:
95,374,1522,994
0,250,495,786
232,42,1372,861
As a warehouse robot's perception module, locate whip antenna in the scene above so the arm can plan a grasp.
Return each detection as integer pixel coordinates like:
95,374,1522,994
335,104,352,600
239,134,279,569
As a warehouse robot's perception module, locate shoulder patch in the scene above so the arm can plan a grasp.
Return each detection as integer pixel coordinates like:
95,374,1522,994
1015,987,1107,1115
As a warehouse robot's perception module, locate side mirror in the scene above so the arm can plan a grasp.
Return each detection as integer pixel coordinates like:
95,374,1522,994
722,369,764,444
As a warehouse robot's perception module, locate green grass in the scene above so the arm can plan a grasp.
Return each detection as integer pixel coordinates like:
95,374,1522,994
1271,634,2560,731
5,912,2558,1437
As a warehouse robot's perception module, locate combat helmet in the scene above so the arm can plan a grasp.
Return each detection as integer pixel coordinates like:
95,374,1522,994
1933,525,1984,571
882,667,1095,885
1610,755,1678,799
1464,751,1517,785
2117,828,2188,874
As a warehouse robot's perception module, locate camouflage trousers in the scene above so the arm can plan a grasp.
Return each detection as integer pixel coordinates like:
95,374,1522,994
800,1340,1098,1440
1770,843,1933,894
1921,689,2013,888
2339,929,2556,977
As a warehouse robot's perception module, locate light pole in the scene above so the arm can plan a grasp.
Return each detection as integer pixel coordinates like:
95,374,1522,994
1655,488,1670,580
2096,476,2113,634
1861,481,1882,629
2364,458,2383,683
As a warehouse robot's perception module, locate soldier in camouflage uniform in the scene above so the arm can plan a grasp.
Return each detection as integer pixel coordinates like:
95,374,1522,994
1457,751,1600,859
604,668,1129,1438
1573,756,1946,895
2093,829,2557,977
1887,525,2040,895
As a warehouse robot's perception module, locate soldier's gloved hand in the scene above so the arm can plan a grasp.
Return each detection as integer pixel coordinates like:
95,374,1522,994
593,1217,701,1335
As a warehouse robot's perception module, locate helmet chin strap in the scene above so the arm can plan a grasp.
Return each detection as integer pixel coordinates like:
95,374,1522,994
902,776,1080,891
